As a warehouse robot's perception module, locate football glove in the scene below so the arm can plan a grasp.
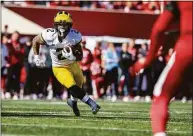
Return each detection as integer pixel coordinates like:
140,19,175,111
130,57,146,76
34,55,45,67
62,45,76,61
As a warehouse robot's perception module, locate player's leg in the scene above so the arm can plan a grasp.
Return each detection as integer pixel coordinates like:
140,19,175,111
52,67,80,116
151,43,192,136
72,62,101,114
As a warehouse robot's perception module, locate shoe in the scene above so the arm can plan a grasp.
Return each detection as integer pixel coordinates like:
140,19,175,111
122,96,129,102
145,96,151,103
67,99,80,116
111,95,117,102
92,104,101,115
5,92,11,99
31,94,37,100
13,94,19,100
134,96,141,102
181,97,187,103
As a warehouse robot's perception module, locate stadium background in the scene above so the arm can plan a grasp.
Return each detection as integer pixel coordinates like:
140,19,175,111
1,1,192,136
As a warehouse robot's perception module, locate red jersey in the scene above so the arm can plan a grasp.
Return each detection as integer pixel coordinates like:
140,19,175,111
90,59,103,80
93,46,102,63
7,40,24,65
79,47,93,71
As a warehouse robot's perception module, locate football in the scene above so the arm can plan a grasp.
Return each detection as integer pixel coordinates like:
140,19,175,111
63,45,82,60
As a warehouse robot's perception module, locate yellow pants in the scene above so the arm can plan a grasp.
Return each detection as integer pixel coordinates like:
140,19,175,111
52,62,84,89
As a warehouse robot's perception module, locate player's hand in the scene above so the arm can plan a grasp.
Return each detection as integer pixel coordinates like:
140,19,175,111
62,45,76,61
34,55,45,67
130,57,146,76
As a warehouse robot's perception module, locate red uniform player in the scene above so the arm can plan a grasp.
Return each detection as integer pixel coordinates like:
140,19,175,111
131,2,192,136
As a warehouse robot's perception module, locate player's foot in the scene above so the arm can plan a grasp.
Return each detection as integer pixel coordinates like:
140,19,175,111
67,99,80,116
92,104,101,115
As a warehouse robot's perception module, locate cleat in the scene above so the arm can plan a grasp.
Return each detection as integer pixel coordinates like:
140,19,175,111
67,99,80,116
92,104,101,115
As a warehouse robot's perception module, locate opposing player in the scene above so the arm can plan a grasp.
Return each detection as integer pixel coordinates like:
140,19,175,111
32,11,100,116
131,2,192,136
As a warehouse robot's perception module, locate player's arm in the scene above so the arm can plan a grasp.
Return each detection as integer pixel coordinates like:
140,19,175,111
32,34,46,55
144,10,175,67
32,34,46,67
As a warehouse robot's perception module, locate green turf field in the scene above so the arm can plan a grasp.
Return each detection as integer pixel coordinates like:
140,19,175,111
1,100,192,136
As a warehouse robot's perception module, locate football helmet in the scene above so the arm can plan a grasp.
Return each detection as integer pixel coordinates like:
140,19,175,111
54,11,73,39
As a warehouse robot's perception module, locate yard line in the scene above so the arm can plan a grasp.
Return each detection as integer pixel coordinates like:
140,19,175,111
1,109,192,118
2,134,36,136
2,123,192,134
2,116,191,125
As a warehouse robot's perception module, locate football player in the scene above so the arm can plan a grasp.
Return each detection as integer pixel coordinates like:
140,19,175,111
130,2,192,136
32,11,100,116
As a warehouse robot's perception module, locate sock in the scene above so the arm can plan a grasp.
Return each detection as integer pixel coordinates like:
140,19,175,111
151,97,169,134
82,95,97,108
70,95,78,102
154,132,167,136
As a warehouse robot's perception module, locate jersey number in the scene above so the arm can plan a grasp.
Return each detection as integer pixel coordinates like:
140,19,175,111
47,28,54,32
56,48,66,60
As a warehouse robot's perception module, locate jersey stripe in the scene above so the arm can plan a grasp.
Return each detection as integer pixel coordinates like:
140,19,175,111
153,52,176,97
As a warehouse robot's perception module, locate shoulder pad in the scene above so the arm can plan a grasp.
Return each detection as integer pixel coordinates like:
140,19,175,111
69,29,82,45
41,28,56,45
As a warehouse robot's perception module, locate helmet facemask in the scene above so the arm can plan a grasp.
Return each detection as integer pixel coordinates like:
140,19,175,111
54,21,72,39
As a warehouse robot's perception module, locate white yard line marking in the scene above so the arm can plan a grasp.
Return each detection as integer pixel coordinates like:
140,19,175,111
2,107,192,115
2,123,192,134
2,114,191,125
2,134,36,136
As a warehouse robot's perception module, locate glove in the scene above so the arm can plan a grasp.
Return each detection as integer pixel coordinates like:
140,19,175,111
34,55,45,67
130,57,146,76
62,45,76,61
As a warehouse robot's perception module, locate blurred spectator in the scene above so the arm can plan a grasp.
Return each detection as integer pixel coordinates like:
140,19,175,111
165,48,174,63
152,47,166,85
113,1,125,10
79,40,93,95
2,1,163,14
90,58,104,99
3,25,9,35
119,43,133,102
5,31,24,100
79,1,92,9
1,35,9,99
102,42,119,101
134,43,149,101
93,41,102,63
23,38,32,99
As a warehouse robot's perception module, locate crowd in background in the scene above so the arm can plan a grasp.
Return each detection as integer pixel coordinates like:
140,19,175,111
2,1,165,14
1,27,192,102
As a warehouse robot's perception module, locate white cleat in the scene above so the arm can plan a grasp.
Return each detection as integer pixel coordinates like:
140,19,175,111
13,94,19,100
111,95,117,102
181,97,187,103
134,96,141,102
5,92,11,99
122,96,129,102
31,94,37,100
145,96,151,103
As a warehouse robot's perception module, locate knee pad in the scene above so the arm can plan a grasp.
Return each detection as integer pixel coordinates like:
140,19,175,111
68,85,86,100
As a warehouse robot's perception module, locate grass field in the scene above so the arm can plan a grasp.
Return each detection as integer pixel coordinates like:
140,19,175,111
1,100,192,136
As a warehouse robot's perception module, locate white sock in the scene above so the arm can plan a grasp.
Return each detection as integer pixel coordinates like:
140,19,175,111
81,95,89,102
154,132,166,136
71,96,78,102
